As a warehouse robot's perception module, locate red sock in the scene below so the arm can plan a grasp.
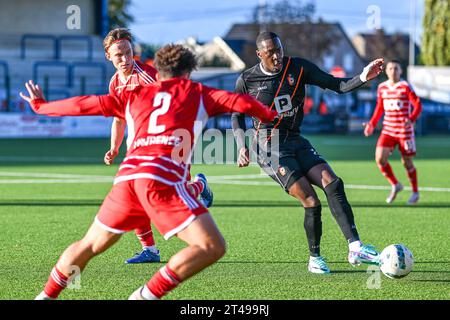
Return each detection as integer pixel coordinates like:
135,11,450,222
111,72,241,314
146,265,181,299
188,181,204,198
378,163,398,186
135,227,155,248
43,267,68,299
407,167,418,192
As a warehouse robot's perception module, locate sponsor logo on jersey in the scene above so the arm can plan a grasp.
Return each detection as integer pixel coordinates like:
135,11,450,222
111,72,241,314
257,86,268,91
274,94,293,114
287,74,295,86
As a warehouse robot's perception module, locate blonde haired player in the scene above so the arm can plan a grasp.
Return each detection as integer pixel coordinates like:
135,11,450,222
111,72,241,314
364,60,422,204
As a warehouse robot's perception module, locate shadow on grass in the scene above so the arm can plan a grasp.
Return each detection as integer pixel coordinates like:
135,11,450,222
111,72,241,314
412,279,450,283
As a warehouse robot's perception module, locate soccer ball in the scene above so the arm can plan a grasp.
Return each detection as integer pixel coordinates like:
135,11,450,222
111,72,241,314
379,244,414,279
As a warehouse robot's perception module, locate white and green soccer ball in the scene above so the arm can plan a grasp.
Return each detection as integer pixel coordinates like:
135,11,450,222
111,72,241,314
379,244,414,279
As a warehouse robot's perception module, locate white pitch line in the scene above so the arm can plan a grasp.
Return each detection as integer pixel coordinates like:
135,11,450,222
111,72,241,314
0,172,448,192
207,174,268,180
0,179,112,184
207,175,450,192
0,171,113,179
0,156,106,163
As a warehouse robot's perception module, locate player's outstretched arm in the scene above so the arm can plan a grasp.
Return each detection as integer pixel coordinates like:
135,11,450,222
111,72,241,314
20,80,123,117
306,58,384,94
203,86,276,167
104,117,126,165
203,86,277,123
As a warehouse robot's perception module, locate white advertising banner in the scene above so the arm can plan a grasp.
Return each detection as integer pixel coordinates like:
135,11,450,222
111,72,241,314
0,114,113,138
408,66,450,104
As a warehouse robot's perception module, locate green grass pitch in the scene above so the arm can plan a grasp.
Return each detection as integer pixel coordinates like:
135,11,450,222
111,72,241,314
0,135,449,300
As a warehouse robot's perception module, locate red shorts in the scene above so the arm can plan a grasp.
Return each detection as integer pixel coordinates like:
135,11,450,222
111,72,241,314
377,133,416,157
95,179,208,240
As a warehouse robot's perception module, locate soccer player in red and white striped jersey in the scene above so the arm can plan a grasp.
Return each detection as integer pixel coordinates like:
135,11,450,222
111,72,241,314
22,44,277,300
364,60,422,204
103,29,207,264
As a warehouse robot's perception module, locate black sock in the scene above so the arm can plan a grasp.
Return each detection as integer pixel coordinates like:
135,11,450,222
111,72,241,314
324,178,360,243
304,205,322,257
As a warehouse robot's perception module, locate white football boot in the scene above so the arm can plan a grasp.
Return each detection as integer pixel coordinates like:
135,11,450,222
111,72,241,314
386,183,403,204
35,291,55,300
308,256,331,274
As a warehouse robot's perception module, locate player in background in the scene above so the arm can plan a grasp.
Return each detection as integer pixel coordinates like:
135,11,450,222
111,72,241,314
232,32,384,274
22,44,277,300
364,60,422,204
103,29,213,264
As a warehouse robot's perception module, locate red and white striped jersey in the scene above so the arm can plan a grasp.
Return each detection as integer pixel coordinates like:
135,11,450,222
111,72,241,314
31,78,277,186
369,80,422,139
109,60,158,149
109,60,157,103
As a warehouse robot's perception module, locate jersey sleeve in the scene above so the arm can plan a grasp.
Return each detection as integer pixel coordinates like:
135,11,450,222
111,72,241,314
407,85,422,122
234,74,247,94
369,87,384,127
30,94,124,118
303,58,364,93
140,62,158,83
202,85,276,124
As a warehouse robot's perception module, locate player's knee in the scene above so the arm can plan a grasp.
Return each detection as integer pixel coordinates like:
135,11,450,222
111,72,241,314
402,159,414,170
303,196,321,208
201,237,227,261
324,177,345,197
376,157,387,167
78,238,108,256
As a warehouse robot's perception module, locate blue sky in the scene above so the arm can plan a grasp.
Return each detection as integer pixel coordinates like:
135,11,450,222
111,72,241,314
129,0,424,45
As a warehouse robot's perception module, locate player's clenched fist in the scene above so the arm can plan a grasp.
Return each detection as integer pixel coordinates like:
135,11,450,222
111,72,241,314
364,123,374,137
237,147,250,167
104,149,118,165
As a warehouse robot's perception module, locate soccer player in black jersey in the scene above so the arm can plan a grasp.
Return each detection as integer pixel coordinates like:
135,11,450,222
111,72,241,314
231,31,384,274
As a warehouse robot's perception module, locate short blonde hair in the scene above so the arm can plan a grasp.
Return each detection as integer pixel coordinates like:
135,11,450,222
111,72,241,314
103,28,132,52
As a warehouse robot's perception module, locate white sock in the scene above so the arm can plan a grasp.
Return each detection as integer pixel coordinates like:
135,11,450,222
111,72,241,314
35,291,54,300
141,285,159,300
143,246,158,254
349,240,362,252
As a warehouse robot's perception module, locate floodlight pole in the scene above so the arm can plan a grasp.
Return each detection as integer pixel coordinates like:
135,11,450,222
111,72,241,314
409,0,416,66
259,0,267,33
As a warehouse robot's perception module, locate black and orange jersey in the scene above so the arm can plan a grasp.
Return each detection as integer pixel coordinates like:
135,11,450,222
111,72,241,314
232,56,364,135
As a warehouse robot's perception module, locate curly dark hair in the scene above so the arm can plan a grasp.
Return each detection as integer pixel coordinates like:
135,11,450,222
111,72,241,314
154,44,198,78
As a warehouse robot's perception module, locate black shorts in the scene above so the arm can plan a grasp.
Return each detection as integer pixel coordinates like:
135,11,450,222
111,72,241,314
256,133,327,192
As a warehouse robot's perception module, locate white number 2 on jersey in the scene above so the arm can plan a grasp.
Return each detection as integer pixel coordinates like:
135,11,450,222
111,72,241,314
148,92,171,134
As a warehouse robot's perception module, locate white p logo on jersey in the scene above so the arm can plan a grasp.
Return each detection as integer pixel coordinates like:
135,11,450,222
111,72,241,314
274,94,293,114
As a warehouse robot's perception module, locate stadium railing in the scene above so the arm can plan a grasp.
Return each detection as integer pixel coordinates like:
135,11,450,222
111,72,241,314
0,60,10,111
69,62,107,89
33,61,71,96
57,35,93,61
21,34,58,60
